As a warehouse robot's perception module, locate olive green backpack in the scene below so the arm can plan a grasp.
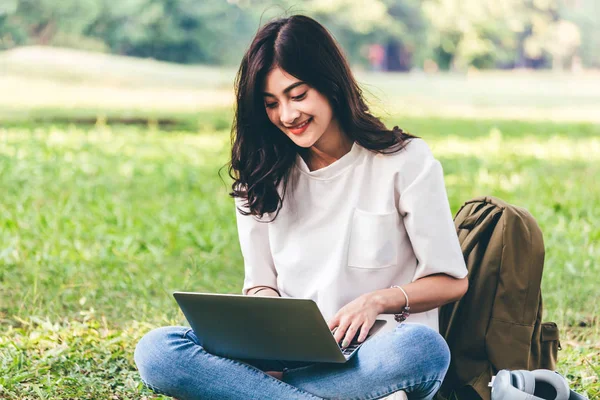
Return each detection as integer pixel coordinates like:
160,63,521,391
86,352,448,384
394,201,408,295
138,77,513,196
435,196,561,400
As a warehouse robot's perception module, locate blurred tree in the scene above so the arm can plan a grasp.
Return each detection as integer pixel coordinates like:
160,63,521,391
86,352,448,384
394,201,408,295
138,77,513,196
87,0,253,64
422,0,584,71
560,0,600,68
18,0,103,46
0,0,596,70
235,0,428,71
0,0,27,49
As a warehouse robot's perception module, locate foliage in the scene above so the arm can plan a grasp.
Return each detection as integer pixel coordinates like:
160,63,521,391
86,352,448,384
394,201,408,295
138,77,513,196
421,0,589,70
0,0,599,70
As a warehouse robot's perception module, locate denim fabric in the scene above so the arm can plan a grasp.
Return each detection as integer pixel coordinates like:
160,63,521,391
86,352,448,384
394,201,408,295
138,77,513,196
133,322,450,400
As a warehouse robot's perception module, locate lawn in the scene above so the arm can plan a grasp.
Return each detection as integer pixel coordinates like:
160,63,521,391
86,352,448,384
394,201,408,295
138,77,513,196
0,47,599,399
0,114,598,399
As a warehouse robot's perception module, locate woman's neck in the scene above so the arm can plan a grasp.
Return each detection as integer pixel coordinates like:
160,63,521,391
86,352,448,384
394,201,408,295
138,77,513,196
296,116,353,171
301,135,354,172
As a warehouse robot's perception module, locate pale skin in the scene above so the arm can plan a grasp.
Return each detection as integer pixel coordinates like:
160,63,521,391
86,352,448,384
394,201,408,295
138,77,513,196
247,65,469,380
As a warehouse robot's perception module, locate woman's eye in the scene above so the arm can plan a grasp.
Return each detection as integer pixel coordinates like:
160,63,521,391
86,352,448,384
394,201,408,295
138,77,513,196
292,92,307,101
265,92,306,109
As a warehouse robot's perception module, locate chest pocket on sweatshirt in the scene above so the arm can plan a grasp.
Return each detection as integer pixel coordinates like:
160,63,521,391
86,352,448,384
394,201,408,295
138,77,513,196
347,208,400,269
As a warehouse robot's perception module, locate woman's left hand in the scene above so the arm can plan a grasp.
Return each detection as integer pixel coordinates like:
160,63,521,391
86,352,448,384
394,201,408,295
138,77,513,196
327,293,381,348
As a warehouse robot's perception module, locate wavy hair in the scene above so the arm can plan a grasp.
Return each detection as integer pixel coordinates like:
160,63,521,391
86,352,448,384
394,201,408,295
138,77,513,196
228,14,419,221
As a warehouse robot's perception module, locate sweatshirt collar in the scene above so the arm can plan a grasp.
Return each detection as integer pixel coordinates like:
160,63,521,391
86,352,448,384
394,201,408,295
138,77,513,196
294,141,363,180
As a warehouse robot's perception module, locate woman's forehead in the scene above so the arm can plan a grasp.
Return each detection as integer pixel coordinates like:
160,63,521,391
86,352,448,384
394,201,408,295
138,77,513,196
262,67,306,96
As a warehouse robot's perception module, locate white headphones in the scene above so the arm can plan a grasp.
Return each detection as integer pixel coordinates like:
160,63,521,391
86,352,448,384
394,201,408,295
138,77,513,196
490,369,588,400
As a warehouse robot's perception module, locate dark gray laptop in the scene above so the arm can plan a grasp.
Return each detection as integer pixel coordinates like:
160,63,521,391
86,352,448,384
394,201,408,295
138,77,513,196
173,291,387,363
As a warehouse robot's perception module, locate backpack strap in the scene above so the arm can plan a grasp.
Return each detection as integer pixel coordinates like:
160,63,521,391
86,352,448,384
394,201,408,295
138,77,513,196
458,204,504,257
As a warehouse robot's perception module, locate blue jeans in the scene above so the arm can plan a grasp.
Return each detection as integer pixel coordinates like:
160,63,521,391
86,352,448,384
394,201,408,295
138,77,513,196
134,322,450,399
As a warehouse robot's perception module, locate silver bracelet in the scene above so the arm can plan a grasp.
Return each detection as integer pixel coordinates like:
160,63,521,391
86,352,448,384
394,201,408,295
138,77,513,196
390,285,410,322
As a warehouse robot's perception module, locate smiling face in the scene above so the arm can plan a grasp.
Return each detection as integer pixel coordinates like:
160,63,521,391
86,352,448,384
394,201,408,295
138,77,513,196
262,66,339,149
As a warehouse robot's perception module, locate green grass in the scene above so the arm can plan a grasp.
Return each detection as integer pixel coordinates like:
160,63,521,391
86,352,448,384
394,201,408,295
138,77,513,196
0,113,598,398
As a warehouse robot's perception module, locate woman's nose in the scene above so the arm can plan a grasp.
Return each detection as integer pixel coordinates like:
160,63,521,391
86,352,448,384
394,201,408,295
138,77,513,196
280,103,301,126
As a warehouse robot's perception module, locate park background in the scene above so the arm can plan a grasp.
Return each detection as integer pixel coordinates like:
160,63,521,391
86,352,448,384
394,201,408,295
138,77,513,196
0,0,599,398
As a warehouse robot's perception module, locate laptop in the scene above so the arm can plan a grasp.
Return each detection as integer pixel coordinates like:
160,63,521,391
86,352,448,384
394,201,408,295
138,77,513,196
173,291,388,363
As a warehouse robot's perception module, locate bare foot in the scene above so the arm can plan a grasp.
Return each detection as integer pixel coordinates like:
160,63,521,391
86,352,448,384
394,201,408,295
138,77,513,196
265,370,283,380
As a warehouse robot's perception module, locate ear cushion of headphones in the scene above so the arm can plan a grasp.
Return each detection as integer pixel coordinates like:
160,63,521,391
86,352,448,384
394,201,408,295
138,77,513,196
492,370,531,400
511,370,536,394
531,369,570,400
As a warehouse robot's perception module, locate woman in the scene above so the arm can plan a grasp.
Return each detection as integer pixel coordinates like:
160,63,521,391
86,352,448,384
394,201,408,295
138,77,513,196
134,14,468,400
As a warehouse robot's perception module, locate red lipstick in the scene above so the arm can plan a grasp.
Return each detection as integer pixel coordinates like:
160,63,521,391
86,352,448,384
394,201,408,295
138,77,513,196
289,118,312,135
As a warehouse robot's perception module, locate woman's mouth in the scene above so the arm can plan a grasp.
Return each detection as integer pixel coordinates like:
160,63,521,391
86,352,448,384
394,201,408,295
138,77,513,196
289,117,312,135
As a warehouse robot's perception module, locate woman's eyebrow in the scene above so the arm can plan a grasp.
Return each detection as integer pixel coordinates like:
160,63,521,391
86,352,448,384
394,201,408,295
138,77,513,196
262,81,306,97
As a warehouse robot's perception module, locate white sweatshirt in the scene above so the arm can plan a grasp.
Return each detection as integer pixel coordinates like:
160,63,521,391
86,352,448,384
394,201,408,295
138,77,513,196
234,137,468,332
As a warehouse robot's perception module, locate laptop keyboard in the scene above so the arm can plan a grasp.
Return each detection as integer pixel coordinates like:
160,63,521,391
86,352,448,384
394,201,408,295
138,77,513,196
340,342,361,356
333,328,370,357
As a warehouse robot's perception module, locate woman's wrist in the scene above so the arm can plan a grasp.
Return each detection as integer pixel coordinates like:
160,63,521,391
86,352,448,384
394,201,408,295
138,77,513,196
369,288,406,315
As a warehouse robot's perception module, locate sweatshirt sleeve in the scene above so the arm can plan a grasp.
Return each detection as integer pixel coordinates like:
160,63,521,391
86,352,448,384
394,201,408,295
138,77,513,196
397,140,468,282
234,196,279,295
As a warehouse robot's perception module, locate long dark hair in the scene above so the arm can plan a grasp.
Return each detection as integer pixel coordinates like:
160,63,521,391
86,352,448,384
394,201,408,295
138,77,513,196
228,14,419,221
